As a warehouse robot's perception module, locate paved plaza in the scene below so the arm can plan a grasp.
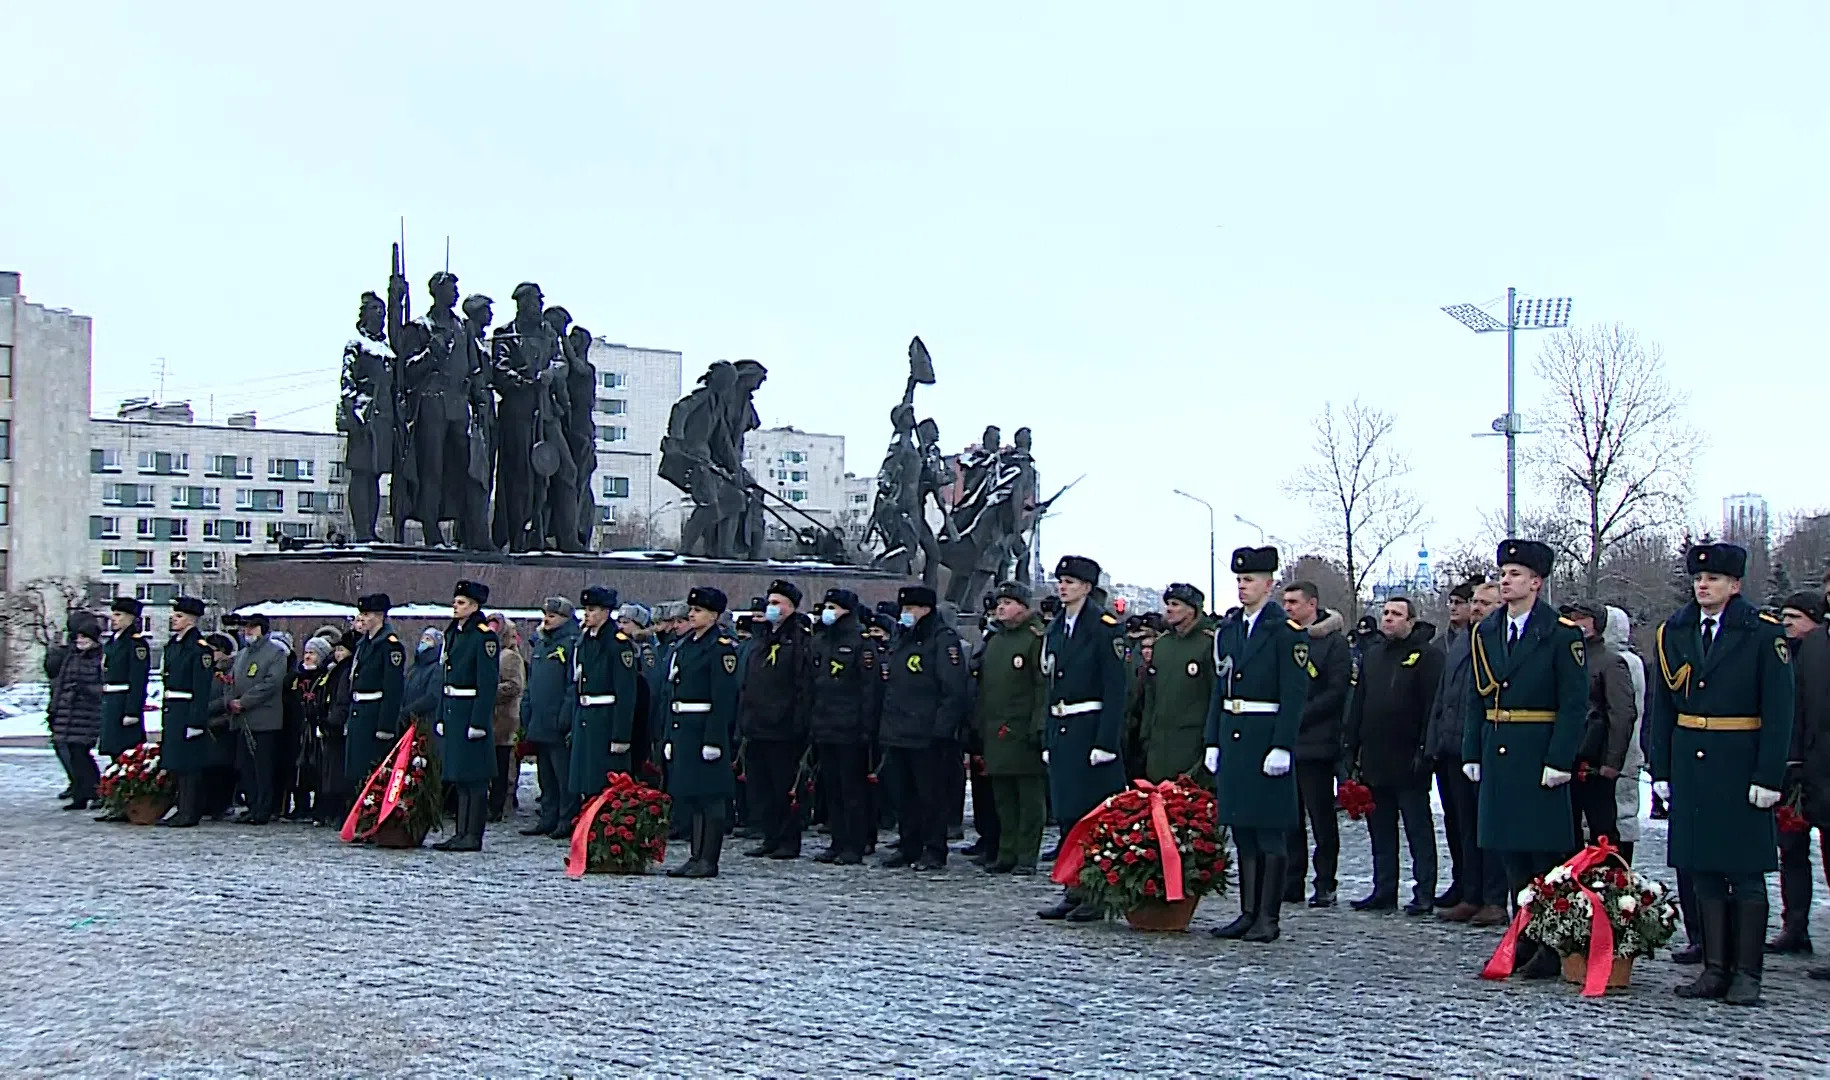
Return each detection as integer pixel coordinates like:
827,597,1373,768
2,751,1824,1078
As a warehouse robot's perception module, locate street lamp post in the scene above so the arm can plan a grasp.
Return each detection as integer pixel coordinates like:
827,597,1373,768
1234,514,1265,545
1440,288,1572,536
1173,489,1216,611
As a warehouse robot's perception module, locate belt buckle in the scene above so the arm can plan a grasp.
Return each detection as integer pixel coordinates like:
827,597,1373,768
1224,699,1242,715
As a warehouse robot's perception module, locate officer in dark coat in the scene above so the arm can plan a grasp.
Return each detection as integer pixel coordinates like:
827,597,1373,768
97,597,150,760
521,597,579,837
434,579,500,852
1460,539,1586,978
571,585,640,804
345,593,406,789
1203,547,1309,943
1651,542,1793,1006
876,584,970,870
740,579,817,860
1038,555,1128,922
158,596,215,828
806,588,880,865
665,587,740,878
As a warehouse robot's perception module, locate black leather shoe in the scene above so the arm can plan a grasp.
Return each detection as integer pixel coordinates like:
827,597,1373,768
769,848,801,861
520,822,554,836
1210,913,1255,939
1038,894,1078,920
879,851,917,869
986,858,1017,874
1351,893,1397,912
1671,943,1703,965
1434,888,1461,908
813,848,840,864
743,843,778,858
62,800,91,811
1064,901,1103,922
1282,883,1305,904
1766,926,1814,955
912,855,946,871
681,860,718,878
835,852,863,866
1308,890,1337,908
1009,862,1036,876
1403,900,1433,917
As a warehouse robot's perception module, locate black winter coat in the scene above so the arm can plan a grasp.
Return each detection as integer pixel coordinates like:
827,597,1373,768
1344,622,1443,788
48,643,104,746
877,613,969,749
806,614,881,745
1293,611,1351,763
738,616,815,742
1789,626,1830,824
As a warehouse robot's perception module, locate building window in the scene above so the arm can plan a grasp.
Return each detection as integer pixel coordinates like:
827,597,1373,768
0,484,7,526
91,448,124,474
232,520,252,543
328,492,345,511
90,515,121,540
134,582,178,605
597,398,628,416
171,486,221,510
602,475,631,499
0,420,9,461
101,550,154,574
205,454,253,479
199,551,222,572
136,517,155,539
0,344,11,397
300,491,339,514
599,426,628,444
268,458,314,482
785,451,807,464
788,490,808,503
790,470,808,483
137,451,189,475
103,483,155,507
600,372,626,390
850,493,869,505
237,488,284,512
266,521,314,543
161,518,189,542
202,519,222,542
329,461,346,484
169,550,190,572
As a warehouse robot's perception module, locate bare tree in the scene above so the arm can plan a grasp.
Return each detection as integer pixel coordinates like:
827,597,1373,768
1277,553,1356,619
1530,323,1700,598
0,578,96,683
1286,400,1427,604
1775,510,1830,590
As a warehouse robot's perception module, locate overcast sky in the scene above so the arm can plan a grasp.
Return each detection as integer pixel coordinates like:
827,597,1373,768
5,2,1825,592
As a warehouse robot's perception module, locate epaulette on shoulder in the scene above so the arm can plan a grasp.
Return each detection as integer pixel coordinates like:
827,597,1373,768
387,634,400,644
1030,623,1046,637
717,635,736,647
1287,618,1302,631
1558,616,1579,628
1100,613,1118,626
615,631,630,641
1760,611,1781,625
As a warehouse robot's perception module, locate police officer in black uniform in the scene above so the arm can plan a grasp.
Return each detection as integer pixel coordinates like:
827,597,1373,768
740,579,817,860
806,588,880,864
877,584,970,870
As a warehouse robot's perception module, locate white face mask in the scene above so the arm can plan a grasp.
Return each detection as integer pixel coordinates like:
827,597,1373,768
820,609,839,627
764,603,785,625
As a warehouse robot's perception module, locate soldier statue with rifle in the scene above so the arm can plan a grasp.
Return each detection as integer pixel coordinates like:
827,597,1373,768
338,291,395,543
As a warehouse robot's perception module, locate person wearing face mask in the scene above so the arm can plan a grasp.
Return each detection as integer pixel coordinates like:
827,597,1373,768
1650,542,1793,1007
569,586,640,823
665,587,740,878
805,588,880,864
402,627,447,728
738,579,816,860
877,584,970,870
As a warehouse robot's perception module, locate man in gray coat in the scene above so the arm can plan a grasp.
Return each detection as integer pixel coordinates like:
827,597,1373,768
1428,582,1508,925
228,613,291,825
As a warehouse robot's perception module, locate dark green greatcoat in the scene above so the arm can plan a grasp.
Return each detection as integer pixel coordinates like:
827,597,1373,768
571,623,640,795
345,624,407,784
98,630,151,756
1649,595,1793,874
1203,603,1308,830
1459,600,1585,854
1042,605,1128,827
1141,621,1216,783
976,615,1047,777
438,612,500,786
665,627,739,804
158,627,215,775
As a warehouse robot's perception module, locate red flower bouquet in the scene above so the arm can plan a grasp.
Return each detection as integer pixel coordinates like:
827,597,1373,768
1482,838,1677,995
96,743,175,824
1336,778,1376,821
1052,777,1227,929
565,773,672,876
1778,787,1811,835
341,723,443,848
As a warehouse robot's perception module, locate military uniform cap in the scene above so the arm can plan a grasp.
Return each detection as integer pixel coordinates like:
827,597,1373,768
687,586,728,614
822,587,861,613
1782,591,1827,624
1230,546,1279,575
110,596,143,617
994,580,1033,607
1055,554,1102,585
355,593,392,614
173,596,206,617
511,282,542,303
1685,542,1747,579
581,585,618,610
543,596,576,618
1496,539,1554,579
203,632,237,655
454,579,490,605
1163,582,1206,610
766,579,803,608
898,584,939,609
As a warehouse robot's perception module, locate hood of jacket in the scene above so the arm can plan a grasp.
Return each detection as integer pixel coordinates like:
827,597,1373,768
1308,609,1345,639
1604,606,1630,650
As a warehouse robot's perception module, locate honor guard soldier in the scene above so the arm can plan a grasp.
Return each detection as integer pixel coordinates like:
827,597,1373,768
573,586,640,805
158,596,215,828
1651,542,1793,1006
665,587,740,878
1203,546,1309,943
1460,539,1585,978
345,593,407,789
435,579,500,853
97,597,151,763
1140,582,1216,783
1038,555,1128,922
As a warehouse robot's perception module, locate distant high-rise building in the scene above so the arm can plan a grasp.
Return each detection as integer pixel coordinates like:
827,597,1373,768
1722,494,1769,547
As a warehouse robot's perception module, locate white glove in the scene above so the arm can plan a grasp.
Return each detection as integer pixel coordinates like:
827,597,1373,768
376,729,393,740
1462,763,1480,782
1652,780,1670,802
466,726,488,740
1541,766,1572,788
184,727,203,739
435,723,445,736
1204,747,1220,773
123,716,138,726
702,745,722,762
664,743,674,761
1751,785,1782,810
1041,750,1050,765
1089,748,1117,766
1262,748,1292,777
610,742,631,754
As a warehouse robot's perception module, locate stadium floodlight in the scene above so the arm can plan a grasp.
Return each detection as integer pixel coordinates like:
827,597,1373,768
1439,303,1507,334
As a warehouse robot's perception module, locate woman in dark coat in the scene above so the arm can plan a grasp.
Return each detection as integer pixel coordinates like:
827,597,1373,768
201,632,242,819
48,614,106,810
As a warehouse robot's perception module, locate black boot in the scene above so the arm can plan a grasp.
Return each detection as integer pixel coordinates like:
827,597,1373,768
437,791,483,852
1038,891,1078,920
1212,856,1260,939
1245,854,1288,943
685,812,724,878
1675,896,1733,999
1769,863,1813,953
667,813,703,877
161,776,201,828
1725,898,1767,1006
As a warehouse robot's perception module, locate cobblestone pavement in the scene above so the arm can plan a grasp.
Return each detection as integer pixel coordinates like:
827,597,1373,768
3,751,1825,1079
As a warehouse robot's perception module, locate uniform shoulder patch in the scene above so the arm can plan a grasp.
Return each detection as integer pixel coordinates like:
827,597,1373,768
1293,642,1310,668
135,646,149,660
484,640,498,657
390,650,403,665
1777,638,1791,664
1760,611,1781,625
1100,613,1118,626
1571,640,1586,666
722,654,737,674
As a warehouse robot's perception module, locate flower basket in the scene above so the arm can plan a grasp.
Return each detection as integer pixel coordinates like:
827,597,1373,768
565,772,672,877
1561,953,1635,990
1052,777,1226,926
1481,837,1677,996
1124,897,1202,931
342,723,443,846
97,743,176,822
1336,778,1375,821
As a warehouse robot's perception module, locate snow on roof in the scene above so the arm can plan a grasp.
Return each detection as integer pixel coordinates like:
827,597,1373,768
232,601,552,621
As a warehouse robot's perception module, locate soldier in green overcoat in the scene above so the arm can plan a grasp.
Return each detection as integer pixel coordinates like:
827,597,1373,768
157,596,215,828
975,580,1048,874
1141,582,1215,784
345,593,407,790
1458,539,1586,978
664,587,739,878
1650,542,1793,1007
434,579,499,852
1202,547,1309,944
571,585,640,797
97,597,151,761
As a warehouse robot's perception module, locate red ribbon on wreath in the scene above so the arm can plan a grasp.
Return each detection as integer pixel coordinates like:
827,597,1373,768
1481,836,1619,997
339,729,414,842
565,771,643,879
1050,779,1187,902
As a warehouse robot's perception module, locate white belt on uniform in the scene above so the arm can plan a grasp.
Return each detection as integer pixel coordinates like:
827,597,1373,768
1049,701,1101,717
352,691,384,702
1222,699,1279,715
103,684,131,693
671,701,711,714
443,686,477,698
579,694,617,707
163,690,193,700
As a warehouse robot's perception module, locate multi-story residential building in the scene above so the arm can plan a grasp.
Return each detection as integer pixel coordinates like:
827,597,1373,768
585,341,683,547
1722,493,1769,548
741,426,846,542
839,473,875,544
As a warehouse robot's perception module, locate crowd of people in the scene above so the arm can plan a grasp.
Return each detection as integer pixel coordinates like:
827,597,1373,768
40,540,1830,1007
